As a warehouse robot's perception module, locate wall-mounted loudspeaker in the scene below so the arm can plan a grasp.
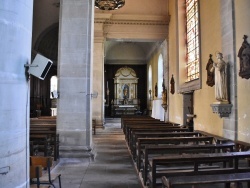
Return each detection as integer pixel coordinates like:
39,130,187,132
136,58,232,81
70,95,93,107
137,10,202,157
28,54,53,80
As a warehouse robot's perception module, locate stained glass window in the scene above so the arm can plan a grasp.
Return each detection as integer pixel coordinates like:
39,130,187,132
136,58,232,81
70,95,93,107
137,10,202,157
186,0,199,82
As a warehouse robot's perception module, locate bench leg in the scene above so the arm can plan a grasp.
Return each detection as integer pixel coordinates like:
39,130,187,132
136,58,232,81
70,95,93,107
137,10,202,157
58,175,62,188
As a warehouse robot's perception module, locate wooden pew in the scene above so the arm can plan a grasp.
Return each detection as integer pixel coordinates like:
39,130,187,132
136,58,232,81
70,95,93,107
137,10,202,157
125,124,183,142
30,129,59,161
123,121,174,135
136,136,214,171
149,151,250,188
129,131,201,160
142,143,235,185
129,131,201,155
121,115,155,128
30,118,59,160
30,120,56,125
195,130,230,144
161,172,250,188
234,140,250,152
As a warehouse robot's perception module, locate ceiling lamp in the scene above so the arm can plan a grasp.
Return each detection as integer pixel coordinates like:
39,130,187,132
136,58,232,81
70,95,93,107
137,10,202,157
95,0,125,10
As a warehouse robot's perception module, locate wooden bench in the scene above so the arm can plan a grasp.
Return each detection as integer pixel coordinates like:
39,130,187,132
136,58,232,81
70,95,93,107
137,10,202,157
30,119,56,125
195,130,231,144
149,151,250,188
234,140,250,152
161,172,250,188
136,136,214,171
123,121,172,135
129,132,201,160
125,124,184,143
123,121,179,135
121,115,156,128
142,143,235,185
129,131,201,155
30,156,61,188
30,130,59,161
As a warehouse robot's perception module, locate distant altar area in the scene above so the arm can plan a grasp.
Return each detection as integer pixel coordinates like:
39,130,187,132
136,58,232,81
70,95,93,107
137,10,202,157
111,66,140,116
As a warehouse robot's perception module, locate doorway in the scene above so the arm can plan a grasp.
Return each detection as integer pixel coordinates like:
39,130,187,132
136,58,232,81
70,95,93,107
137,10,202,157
183,93,194,130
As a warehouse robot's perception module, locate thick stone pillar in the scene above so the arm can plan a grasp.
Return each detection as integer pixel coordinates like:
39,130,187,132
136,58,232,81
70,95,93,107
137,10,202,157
93,40,105,126
57,0,94,157
0,1,33,187
220,0,237,140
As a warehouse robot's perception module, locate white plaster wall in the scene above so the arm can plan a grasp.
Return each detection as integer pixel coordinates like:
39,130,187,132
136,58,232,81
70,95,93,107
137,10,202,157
0,0,33,187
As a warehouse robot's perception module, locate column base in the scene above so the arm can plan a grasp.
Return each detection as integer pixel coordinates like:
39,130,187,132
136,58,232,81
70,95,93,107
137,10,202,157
59,146,95,158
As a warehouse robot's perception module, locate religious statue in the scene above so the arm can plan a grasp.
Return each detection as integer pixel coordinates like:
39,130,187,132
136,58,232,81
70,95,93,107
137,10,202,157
170,75,175,94
154,83,158,98
210,52,228,103
123,85,129,104
238,35,250,79
162,80,167,104
206,54,215,87
162,89,167,105
123,87,128,98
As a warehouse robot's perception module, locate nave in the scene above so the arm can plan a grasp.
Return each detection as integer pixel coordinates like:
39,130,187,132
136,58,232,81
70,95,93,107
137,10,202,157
39,116,250,188
49,118,141,188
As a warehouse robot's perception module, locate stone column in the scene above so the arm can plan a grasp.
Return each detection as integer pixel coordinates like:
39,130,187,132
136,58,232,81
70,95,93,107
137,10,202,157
93,39,104,126
220,0,237,140
0,1,33,187
57,0,94,157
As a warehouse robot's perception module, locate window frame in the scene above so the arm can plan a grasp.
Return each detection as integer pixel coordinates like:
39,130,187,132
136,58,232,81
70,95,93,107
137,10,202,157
177,0,201,93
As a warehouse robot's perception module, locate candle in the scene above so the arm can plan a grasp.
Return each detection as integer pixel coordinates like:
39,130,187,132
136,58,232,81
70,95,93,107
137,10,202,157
107,81,108,88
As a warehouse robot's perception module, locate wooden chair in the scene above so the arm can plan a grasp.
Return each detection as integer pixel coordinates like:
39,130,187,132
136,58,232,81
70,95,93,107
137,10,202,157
30,156,61,188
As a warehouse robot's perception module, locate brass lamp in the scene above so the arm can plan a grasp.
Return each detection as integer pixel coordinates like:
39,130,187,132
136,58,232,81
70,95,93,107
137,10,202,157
95,0,125,10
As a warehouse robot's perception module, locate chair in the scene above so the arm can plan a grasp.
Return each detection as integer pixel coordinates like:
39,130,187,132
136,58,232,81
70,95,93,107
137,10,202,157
30,156,61,188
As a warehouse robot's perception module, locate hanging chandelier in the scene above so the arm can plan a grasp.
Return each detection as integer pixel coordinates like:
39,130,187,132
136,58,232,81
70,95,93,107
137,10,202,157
95,0,125,10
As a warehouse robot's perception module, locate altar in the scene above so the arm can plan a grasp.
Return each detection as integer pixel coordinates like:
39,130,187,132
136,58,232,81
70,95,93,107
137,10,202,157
111,66,140,116
112,105,139,116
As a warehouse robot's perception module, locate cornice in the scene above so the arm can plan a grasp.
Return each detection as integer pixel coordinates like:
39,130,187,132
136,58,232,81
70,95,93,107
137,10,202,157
94,13,170,26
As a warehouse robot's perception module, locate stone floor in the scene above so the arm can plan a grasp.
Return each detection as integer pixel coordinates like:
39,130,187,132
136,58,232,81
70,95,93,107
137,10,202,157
51,118,142,188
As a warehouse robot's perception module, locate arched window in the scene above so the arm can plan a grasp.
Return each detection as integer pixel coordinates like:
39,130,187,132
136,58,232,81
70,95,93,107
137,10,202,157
177,0,201,93
50,76,58,99
157,54,163,98
148,65,152,99
186,0,200,81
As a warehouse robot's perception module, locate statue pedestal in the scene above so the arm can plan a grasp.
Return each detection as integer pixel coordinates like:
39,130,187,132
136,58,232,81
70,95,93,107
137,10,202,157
210,103,232,118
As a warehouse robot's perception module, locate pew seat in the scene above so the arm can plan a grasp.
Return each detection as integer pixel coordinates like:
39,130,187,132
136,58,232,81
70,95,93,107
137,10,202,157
161,172,250,188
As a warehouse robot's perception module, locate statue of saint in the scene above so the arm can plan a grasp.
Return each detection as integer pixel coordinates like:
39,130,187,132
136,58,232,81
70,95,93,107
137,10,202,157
162,89,167,105
123,87,128,98
154,83,158,98
210,52,228,103
123,85,129,104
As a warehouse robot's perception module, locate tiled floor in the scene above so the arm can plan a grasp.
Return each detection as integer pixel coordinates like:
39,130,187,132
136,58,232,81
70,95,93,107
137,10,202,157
52,118,142,188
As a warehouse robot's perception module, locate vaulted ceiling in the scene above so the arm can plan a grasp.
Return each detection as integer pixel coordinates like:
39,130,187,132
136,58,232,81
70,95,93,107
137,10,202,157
32,0,169,65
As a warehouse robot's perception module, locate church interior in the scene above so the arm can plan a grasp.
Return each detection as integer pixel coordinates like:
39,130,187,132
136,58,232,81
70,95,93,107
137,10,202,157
1,0,250,187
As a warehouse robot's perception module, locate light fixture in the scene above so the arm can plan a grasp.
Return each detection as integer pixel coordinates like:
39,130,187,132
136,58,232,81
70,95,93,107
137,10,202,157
95,0,125,10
